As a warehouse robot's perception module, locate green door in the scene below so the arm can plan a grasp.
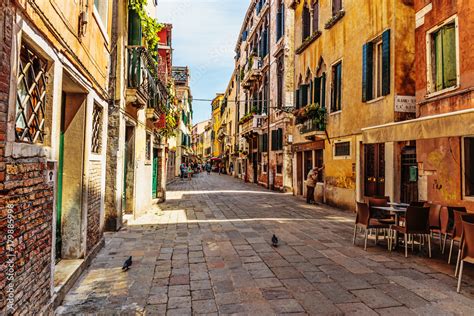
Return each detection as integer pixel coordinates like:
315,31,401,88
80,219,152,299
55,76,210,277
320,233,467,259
56,94,66,261
152,149,158,198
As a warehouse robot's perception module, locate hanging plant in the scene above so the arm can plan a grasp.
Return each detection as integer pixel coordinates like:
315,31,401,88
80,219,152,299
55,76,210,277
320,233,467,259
129,0,164,57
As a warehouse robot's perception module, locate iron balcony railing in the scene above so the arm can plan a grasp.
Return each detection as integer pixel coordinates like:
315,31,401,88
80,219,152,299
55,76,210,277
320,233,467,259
127,46,168,110
299,115,327,134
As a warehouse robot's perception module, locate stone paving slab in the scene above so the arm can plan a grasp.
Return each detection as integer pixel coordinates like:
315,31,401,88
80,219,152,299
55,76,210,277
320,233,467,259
57,174,474,315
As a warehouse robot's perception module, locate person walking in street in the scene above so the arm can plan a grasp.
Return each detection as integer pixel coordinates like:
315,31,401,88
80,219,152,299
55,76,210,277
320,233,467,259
306,165,325,204
180,162,187,181
206,162,211,175
187,163,193,181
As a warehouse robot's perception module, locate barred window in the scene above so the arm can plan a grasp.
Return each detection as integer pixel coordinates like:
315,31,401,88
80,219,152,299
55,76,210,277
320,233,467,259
16,44,48,143
91,104,103,154
146,133,151,160
335,141,350,157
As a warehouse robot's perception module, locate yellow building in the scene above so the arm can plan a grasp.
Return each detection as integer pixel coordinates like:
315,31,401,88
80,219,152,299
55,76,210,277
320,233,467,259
211,93,225,158
291,0,415,209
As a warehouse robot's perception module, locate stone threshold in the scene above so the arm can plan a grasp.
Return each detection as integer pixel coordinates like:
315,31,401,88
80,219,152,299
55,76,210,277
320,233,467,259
52,237,105,309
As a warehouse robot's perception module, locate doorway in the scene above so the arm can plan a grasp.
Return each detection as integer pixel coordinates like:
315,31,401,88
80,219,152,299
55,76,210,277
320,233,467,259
400,146,418,203
152,147,159,199
296,152,303,195
123,123,135,214
56,74,87,260
364,143,385,197
253,152,258,184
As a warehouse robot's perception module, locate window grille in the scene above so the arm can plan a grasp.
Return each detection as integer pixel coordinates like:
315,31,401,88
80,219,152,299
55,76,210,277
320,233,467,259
91,104,103,154
16,44,48,143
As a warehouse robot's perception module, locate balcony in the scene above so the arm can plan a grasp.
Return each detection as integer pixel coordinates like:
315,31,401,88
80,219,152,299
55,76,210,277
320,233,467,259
295,105,327,138
241,56,262,89
240,114,265,138
127,46,167,112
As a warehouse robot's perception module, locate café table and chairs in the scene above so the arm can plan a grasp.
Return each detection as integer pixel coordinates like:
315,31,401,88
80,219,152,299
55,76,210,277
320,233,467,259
353,202,391,250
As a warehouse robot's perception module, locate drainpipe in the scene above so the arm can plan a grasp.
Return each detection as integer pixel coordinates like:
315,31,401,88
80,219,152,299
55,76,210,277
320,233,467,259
267,0,272,190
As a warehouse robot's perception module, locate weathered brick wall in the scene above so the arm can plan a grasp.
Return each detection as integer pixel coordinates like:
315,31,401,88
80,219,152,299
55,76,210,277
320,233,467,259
1,3,54,314
87,161,102,253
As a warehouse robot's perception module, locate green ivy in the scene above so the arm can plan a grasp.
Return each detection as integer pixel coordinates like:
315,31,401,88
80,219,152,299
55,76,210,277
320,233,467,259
129,0,164,57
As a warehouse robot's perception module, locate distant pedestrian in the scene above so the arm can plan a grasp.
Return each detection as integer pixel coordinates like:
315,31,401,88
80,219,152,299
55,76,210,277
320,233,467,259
306,165,324,204
206,162,211,175
187,164,193,181
180,163,187,180
229,162,234,175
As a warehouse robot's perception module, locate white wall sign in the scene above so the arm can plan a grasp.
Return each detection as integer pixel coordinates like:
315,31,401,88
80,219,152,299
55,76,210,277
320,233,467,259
395,95,416,113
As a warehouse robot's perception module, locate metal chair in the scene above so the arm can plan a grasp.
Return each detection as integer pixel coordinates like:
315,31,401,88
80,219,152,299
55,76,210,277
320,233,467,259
427,203,443,249
389,206,431,258
447,207,467,264
354,202,389,250
456,214,474,293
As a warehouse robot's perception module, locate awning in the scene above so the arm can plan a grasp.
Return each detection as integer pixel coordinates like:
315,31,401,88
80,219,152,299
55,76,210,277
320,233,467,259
362,108,474,144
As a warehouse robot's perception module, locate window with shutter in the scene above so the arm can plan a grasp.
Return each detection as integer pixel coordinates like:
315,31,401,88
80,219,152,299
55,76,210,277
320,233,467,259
464,137,474,197
301,84,309,107
277,128,283,150
321,73,326,108
431,22,457,92
271,130,277,151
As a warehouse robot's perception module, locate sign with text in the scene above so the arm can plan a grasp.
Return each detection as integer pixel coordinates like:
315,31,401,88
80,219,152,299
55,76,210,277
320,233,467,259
395,95,416,113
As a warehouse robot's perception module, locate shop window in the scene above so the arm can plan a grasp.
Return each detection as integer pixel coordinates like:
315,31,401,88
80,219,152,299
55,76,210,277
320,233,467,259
16,44,48,143
91,103,103,154
464,137,474,197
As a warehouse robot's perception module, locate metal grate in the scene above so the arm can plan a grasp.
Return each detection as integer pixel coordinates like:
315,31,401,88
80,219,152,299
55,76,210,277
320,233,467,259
91,104,103,154
16,44,48,143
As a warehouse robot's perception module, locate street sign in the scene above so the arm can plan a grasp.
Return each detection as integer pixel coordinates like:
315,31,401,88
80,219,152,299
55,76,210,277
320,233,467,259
395,95,416,113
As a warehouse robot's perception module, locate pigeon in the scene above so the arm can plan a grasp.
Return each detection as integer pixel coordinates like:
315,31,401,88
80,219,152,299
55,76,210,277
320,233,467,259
271,234,279,247
122,256,132,271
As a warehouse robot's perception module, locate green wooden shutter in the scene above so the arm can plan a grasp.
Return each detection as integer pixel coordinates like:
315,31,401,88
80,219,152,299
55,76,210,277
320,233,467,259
434,30,444,91
442,24,457,88
271,130,277,151
295,89,300,109
128,8,142,45
321,73,326,108
309,81,314,104
314,76,321,106
336,63,342,111
301,84,308,107
382,29,391,96
259,134,264,152
277,128,283,150
264,133,268,152
362,42,373,101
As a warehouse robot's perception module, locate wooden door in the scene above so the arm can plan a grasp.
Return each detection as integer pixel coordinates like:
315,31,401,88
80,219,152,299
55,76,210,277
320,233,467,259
364,144,385,197
400,147,418,203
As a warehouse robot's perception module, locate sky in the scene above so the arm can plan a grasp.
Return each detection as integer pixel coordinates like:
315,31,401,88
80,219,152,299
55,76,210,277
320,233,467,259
157,0,250,124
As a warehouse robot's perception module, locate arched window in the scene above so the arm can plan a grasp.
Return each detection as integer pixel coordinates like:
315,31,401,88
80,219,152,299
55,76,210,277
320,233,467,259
312,1,319,33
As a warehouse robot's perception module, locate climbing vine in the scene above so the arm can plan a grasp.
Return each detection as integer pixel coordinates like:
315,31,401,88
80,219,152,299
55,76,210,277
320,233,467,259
129,0,164,56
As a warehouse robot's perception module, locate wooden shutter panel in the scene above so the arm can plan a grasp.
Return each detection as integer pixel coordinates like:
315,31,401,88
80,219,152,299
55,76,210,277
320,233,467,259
321,73,326,108
309,81,314,104
362,42,373,102
271,130,277,151
295,89,300,109
259,134,264,152
277,128,283,150
299,86,304,108
382,29,391,96
442,24,457,88
313,2,319,32
128,8,142,45
314,76,321,106
301,84,308,107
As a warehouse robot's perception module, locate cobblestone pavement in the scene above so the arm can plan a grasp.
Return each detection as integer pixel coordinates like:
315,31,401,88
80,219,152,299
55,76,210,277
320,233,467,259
57,173,474,315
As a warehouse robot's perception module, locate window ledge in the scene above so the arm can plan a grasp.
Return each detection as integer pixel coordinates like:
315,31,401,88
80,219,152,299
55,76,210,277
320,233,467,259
334,155,351,160
366,96,385,104
296,31,322,55
425,85,459,100
463,196,474,201
89,153,102,161
329,110,342,116
325,10,345,29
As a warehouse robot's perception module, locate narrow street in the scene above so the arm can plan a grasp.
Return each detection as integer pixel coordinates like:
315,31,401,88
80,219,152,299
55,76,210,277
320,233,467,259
57,174,474,315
